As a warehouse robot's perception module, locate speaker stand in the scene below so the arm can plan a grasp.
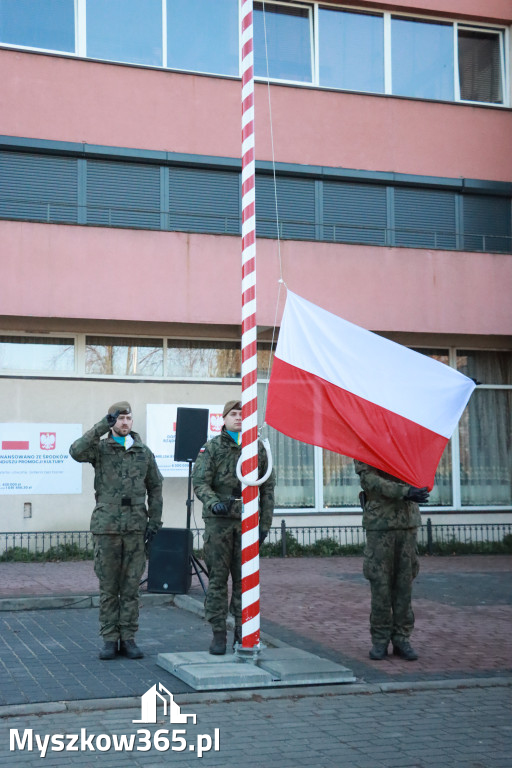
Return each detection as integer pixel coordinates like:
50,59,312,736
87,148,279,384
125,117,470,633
186,459,208,596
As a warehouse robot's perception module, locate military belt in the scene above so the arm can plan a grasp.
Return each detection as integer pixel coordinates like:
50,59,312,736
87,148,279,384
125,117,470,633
96,495,146,506
216,485,242,497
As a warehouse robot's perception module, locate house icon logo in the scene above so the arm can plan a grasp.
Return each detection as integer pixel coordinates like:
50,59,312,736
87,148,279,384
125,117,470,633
133,683,197,725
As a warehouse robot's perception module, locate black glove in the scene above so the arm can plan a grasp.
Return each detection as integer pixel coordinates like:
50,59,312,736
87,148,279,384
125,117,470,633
106,409,120,427
212,502,228,516
259,530,268,546
144,526,157,556
407,486,430,504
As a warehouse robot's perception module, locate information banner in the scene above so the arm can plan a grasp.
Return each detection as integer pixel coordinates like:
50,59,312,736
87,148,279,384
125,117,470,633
146,404,223,477
0,423,82,495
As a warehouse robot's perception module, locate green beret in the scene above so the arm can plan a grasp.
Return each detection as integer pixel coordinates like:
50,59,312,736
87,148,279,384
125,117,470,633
108,401,132,416
223,400,242,418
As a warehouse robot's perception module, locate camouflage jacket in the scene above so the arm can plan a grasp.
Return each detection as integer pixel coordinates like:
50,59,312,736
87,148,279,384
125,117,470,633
69,417,163,535
192,428,275,531
354,460,421,531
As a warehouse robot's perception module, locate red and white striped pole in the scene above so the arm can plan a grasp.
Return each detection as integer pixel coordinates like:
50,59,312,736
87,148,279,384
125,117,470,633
240,0,260,650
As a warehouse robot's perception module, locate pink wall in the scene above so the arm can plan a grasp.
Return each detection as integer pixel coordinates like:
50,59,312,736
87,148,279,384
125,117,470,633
329,0,512,23
0,49,511,182
1,220,511,336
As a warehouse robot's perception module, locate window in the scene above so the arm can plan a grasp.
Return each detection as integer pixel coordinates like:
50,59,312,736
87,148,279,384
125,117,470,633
1,333,510,511
259,380,314,509
169,168,240,235
86,337,164,376
318,8,384,93
394,188,457,249
412,349,452,506
254,2,312,82
457,351,512,506
0,152,78,224
167,341,240,378
0,0,74,52
167,0,238,76
323,181,387,245
86,0,162,66
0,147,510,253
459,28,503,104
1,3,508,108
463,195,512,253
323,451,359,508
256,175,316,239
392,17,454,101
86,160,161,229
166,340,272,379
0,336,74,372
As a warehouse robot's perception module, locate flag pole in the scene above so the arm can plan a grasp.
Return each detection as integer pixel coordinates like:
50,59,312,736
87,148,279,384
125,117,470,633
240,0,261,652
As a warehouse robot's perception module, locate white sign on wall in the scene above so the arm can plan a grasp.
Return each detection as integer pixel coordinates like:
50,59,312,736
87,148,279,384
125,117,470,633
146,404,223,477
0,423,82,495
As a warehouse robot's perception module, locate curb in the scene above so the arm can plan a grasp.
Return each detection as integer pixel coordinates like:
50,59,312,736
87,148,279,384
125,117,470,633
0,592,174,612
1,677,511,720
1,592,511,720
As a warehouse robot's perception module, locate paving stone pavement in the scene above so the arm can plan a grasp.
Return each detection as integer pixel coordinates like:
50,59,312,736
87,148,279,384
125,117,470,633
0,555,511,697
0,555,511,765
1,684,511,767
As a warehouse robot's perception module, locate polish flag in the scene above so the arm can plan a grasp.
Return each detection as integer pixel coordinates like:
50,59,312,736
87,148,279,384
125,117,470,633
265,292,476,490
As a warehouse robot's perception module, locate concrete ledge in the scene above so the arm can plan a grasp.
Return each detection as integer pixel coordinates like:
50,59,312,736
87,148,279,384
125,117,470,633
0,591,174,612
0,595,94,611
173,593,206,617
2,676,511,720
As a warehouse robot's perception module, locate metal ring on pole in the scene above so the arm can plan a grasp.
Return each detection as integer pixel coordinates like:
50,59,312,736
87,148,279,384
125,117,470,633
236,438,273,487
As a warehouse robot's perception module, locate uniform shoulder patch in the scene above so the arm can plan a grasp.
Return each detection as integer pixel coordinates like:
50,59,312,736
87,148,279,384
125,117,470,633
199,447,206,453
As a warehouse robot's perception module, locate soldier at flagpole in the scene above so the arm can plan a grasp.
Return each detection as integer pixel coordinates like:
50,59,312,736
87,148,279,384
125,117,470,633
192,399,275,655
355,460,429,661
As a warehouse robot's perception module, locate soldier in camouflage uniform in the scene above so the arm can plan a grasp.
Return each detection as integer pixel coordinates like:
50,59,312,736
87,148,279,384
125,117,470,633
354,460,429,661
192,400,275,655
70,402,162,660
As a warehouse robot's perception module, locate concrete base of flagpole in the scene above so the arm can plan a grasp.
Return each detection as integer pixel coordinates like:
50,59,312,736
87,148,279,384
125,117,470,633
156,595,355,691
157,646,355,691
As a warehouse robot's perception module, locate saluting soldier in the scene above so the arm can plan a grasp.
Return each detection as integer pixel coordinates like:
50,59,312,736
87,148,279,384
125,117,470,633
192,400,275,655
70,402,162,660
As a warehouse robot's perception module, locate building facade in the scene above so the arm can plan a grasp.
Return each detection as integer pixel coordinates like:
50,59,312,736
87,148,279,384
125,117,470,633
0,0,511,534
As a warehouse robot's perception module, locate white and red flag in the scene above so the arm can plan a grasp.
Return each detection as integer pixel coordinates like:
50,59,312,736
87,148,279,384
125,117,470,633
265,292,475,490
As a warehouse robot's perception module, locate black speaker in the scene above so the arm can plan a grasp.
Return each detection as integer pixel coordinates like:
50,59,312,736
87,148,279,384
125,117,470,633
174,407,209,463
147,528,193,594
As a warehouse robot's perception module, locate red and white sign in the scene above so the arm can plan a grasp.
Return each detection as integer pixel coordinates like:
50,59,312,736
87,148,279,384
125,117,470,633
1,441,29,450
0,423,82,495
40,432,56,450
266,292,476,490
209,413,223,433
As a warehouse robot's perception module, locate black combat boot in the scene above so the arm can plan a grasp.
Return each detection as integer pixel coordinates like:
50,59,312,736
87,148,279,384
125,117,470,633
119,639,144,659
233,625,242,649
99,640,118,660
209,630,227,655
369,641,388,660
392,639,418,661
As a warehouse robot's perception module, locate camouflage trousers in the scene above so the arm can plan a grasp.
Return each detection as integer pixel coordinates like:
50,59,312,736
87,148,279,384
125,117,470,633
363,528,420,644
203,518,241,632
93,532,146,641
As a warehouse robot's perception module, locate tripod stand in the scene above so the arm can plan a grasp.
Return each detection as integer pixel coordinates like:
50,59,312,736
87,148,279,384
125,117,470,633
186,459,209,595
